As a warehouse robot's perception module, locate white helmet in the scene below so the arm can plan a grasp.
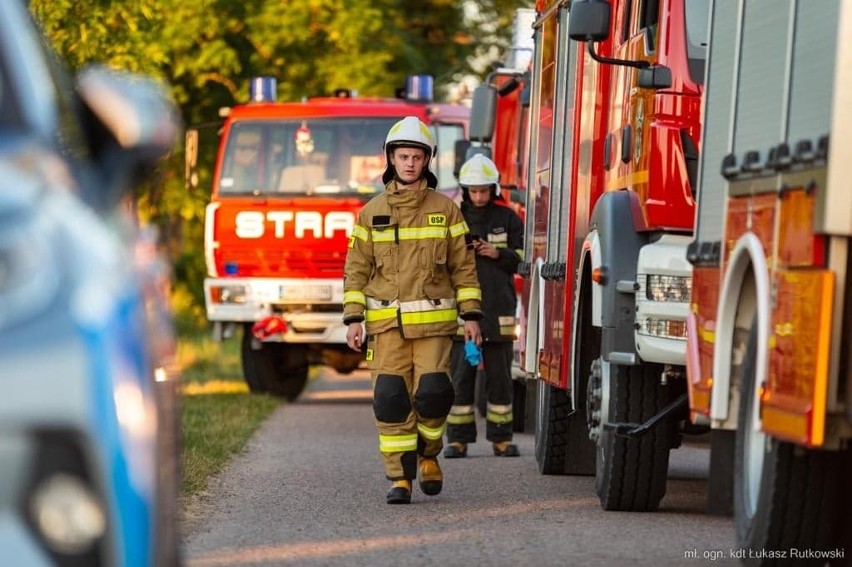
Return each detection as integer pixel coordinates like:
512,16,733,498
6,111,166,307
459,153,501,196
382,116,437,185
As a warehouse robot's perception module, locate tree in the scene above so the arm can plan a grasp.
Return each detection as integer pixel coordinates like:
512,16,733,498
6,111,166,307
30,0,533,317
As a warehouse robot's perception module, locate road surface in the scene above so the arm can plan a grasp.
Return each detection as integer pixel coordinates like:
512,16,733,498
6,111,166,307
182,366,741,567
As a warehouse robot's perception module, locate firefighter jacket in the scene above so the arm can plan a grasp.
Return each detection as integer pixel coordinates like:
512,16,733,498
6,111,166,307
343,178,482,338
460,199,523,341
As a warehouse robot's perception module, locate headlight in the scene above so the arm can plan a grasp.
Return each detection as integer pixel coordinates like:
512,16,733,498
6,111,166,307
645,275,691,302
210,284,247,304
637,318,687,340
30,473,106,555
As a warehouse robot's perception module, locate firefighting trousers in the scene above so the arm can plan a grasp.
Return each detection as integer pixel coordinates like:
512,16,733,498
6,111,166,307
446,340,514,444
366,330,454,481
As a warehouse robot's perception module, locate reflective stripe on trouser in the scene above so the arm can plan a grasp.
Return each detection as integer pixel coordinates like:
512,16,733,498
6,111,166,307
447,340,514,443
368,330,453,480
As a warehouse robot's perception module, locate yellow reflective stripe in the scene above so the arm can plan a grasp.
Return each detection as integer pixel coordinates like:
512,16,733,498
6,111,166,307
417,422,446,440
514,248,525,260
352,225,369,241
456,287,482,302
449,221,469,237
446,413,476,425
494,242,507,249
399,298,456,312
372,231,396,243
398,226,448,240
379,434,418,453
400,309,458,325
499,326,516,336
365,308,398,322
486,411,513,424
343,291,366,306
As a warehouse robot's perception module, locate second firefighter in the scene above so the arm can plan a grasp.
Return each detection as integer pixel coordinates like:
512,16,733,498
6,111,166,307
445,153,524,458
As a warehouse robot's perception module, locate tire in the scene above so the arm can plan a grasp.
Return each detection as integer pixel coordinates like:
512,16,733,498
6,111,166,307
241,325,309,401
595,359,673,511
734,319,845,563
566,281,600,476
534,379,570,475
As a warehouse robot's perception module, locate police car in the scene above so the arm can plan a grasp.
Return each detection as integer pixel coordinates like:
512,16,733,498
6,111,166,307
0,1,182,565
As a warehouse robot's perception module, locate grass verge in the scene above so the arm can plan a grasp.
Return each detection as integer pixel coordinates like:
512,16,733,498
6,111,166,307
176,313,280,499
181,393,280,496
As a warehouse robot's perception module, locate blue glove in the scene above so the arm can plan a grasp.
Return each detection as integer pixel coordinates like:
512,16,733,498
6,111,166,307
464,340,482,366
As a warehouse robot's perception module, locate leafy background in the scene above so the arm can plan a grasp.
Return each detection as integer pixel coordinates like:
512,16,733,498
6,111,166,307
30,0,532,321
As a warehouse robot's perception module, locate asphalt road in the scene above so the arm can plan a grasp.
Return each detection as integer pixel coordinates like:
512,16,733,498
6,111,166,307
182,367,741,567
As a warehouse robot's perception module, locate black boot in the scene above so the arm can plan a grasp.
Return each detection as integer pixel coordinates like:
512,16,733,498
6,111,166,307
386,480,412,504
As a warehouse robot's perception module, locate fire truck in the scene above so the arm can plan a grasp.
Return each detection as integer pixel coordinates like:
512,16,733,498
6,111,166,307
186,77,469,400
518,0,705,511
687,0,851,554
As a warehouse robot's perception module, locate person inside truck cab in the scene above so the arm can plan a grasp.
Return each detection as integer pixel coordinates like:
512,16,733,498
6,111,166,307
224,129,262,191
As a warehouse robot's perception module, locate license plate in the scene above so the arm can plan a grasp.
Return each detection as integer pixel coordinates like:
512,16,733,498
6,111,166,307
279,285,332,301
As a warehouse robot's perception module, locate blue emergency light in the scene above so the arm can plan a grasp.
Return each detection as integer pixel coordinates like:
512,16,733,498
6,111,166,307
249,77,276,103
405,75,433,102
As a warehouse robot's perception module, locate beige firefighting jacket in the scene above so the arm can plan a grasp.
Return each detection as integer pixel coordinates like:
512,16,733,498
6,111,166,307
343,178,482,338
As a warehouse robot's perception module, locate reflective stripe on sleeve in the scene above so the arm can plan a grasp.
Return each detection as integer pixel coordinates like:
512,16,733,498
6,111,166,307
343,291,367,306
449,221,469,237
514,248,525,260
351,225,369,241
456,287,482,302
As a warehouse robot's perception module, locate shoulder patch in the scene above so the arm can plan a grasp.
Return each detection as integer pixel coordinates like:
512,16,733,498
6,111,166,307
427,213,447,226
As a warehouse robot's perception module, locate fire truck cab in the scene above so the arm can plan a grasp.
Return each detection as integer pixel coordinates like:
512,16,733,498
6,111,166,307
187,77,469,400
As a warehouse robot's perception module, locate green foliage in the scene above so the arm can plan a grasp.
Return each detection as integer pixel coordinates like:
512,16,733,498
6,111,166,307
29,0,533,316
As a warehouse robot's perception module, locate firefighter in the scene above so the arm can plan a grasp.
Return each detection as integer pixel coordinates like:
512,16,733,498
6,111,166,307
445,153,524,458
343,116,483,504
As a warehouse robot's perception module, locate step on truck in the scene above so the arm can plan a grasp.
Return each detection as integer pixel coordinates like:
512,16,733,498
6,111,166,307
687,0,852,556
186,76,469,400
519,0,706,511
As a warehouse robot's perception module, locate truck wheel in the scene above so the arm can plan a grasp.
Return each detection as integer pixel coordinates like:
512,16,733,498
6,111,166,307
534,379,569,474
566,282,600,476
734,320,844,558
241,326,309,401
594,358,673,511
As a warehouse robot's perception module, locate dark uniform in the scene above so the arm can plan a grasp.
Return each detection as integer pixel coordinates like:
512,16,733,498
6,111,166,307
447,198,523,448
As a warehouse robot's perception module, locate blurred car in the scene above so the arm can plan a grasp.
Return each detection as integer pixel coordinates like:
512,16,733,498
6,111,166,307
0,1,182,566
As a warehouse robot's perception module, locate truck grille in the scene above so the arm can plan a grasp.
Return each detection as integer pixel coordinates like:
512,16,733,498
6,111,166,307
223,248,346,276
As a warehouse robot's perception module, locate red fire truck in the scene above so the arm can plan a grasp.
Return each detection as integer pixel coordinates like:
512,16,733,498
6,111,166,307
186,77,469,400
519,0,705,511
687,0,851,554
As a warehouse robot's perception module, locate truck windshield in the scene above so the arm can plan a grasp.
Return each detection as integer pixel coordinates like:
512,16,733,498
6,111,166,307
219,118,396,196
684,0,709,85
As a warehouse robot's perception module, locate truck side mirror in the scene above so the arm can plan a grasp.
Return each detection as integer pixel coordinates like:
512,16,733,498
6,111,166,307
454,139,471,179
569,0,612,42
637,65,672,89
469,85,497,143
